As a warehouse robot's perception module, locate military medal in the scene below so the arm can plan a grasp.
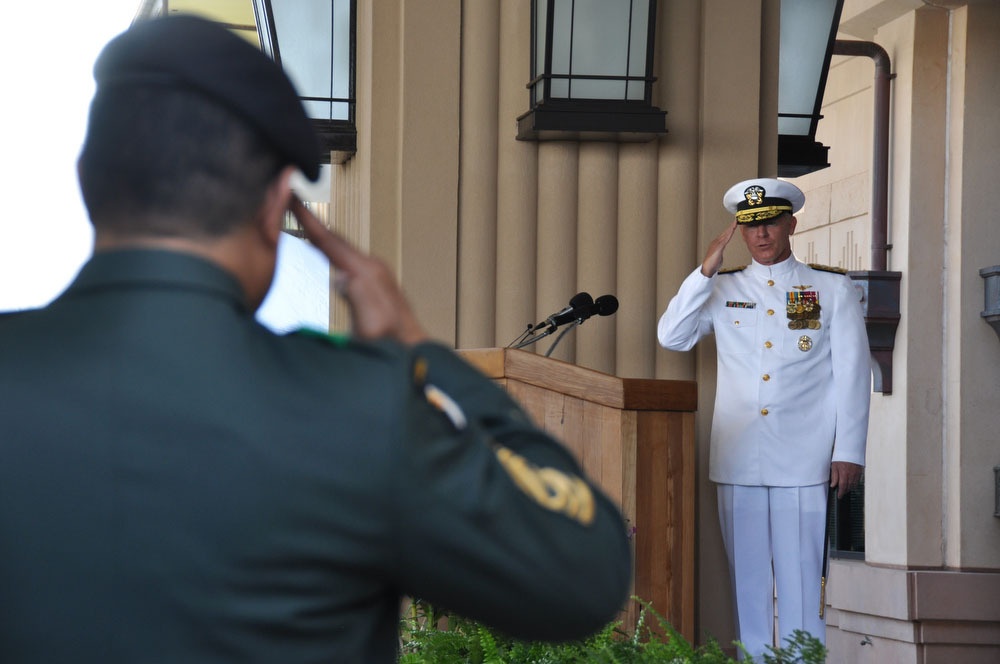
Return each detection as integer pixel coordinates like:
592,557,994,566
798,335,813,352
787,290,821,330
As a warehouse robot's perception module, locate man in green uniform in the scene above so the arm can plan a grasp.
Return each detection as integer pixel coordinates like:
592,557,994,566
0,15,631,662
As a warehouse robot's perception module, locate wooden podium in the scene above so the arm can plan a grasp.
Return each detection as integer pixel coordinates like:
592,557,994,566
459,348,698,641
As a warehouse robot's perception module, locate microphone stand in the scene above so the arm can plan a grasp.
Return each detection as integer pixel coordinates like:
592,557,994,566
544,319,581,357
506,324,535,349
508,324,559,350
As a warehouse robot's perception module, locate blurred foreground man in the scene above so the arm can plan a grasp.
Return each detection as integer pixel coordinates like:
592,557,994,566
0,16,631,662
657,178,870,659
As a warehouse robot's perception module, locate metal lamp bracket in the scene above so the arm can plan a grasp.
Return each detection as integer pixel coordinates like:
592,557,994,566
980,266,1000,342
848,270,902,394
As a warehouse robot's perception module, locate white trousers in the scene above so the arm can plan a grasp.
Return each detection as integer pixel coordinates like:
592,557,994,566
717,483,828,661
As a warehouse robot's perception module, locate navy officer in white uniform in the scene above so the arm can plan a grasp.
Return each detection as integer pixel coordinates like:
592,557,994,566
657,178,870,659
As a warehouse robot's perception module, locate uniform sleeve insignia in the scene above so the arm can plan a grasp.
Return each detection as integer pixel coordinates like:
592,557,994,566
808,263,847,275
494,445,595,526
717,265,747,274
423,384,468,430
412,356,468,430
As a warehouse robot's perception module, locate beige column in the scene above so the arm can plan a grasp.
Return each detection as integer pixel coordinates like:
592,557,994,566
457,0,501,349
576,143,619,376
398,1,461,345
366,0,403,265
654,0,703,382
946,2,1000,569
536,143,580,362
495,0,538,347
616,142,659,379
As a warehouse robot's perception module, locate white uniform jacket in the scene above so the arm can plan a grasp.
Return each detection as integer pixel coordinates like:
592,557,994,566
657,256,871,486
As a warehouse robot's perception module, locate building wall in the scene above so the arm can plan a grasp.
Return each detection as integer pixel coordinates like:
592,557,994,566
797,2,1000,661
328,0,999,659
948,2,1000,572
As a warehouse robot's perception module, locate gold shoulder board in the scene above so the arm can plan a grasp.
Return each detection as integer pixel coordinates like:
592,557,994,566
808,263,847,275
717,265,747,274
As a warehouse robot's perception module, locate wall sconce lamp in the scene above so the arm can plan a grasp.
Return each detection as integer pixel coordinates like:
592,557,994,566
517,0,667,142
134,0,357,164
254,0,357,164
849,272,901,394
776,0,845,177
981,266,1000,341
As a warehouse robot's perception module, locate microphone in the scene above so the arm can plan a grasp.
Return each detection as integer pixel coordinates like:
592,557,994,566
536,292,593,331
540,294,619,358
574,294,619,322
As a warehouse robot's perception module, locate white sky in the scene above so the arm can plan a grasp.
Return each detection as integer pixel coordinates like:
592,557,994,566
0,3,332,332
0,3,138,312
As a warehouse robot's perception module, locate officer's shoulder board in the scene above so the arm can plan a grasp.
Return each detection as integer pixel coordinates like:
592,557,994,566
808,262,848,275
717,265,747,275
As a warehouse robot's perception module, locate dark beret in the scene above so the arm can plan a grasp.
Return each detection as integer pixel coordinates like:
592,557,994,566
93,14,321,181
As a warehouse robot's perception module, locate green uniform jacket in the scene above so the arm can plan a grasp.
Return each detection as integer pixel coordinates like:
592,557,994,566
0,249,632,663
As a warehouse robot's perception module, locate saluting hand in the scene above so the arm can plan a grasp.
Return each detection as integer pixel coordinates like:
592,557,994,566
290,197,430,346
701,220,738,277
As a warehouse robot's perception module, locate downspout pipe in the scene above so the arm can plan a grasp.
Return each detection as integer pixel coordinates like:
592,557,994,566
833,40,891,271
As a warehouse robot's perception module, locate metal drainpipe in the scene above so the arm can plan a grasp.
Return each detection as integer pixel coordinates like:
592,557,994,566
833,40,891,271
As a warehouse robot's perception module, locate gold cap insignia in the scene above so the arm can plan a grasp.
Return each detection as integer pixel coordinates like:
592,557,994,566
744,185,766,206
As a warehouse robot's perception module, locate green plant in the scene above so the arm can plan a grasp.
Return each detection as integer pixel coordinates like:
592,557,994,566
398,597,828,663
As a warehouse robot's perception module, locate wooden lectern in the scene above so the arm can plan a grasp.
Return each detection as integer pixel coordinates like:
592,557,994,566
459,348,697,641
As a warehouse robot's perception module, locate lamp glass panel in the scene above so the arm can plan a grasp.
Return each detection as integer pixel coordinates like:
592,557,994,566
626,0,651,101
532,0,652,103
533,0,547,103
270,0,351,121
778,0,838,135
550,0,573,98
628,0,651,77
331,0,351,110
568,0,630,99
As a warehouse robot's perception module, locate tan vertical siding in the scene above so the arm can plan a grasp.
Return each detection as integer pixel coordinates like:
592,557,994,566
576,143,620,375
616,143,660,378
535,143,580,361
457,0,501,348
398,1,461,344
494,0,538,347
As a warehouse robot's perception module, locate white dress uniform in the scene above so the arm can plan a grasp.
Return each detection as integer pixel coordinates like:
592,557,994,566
658,257,870,485
658,253,871,658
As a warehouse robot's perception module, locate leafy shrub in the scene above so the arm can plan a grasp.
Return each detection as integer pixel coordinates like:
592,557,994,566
398,597,827,663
